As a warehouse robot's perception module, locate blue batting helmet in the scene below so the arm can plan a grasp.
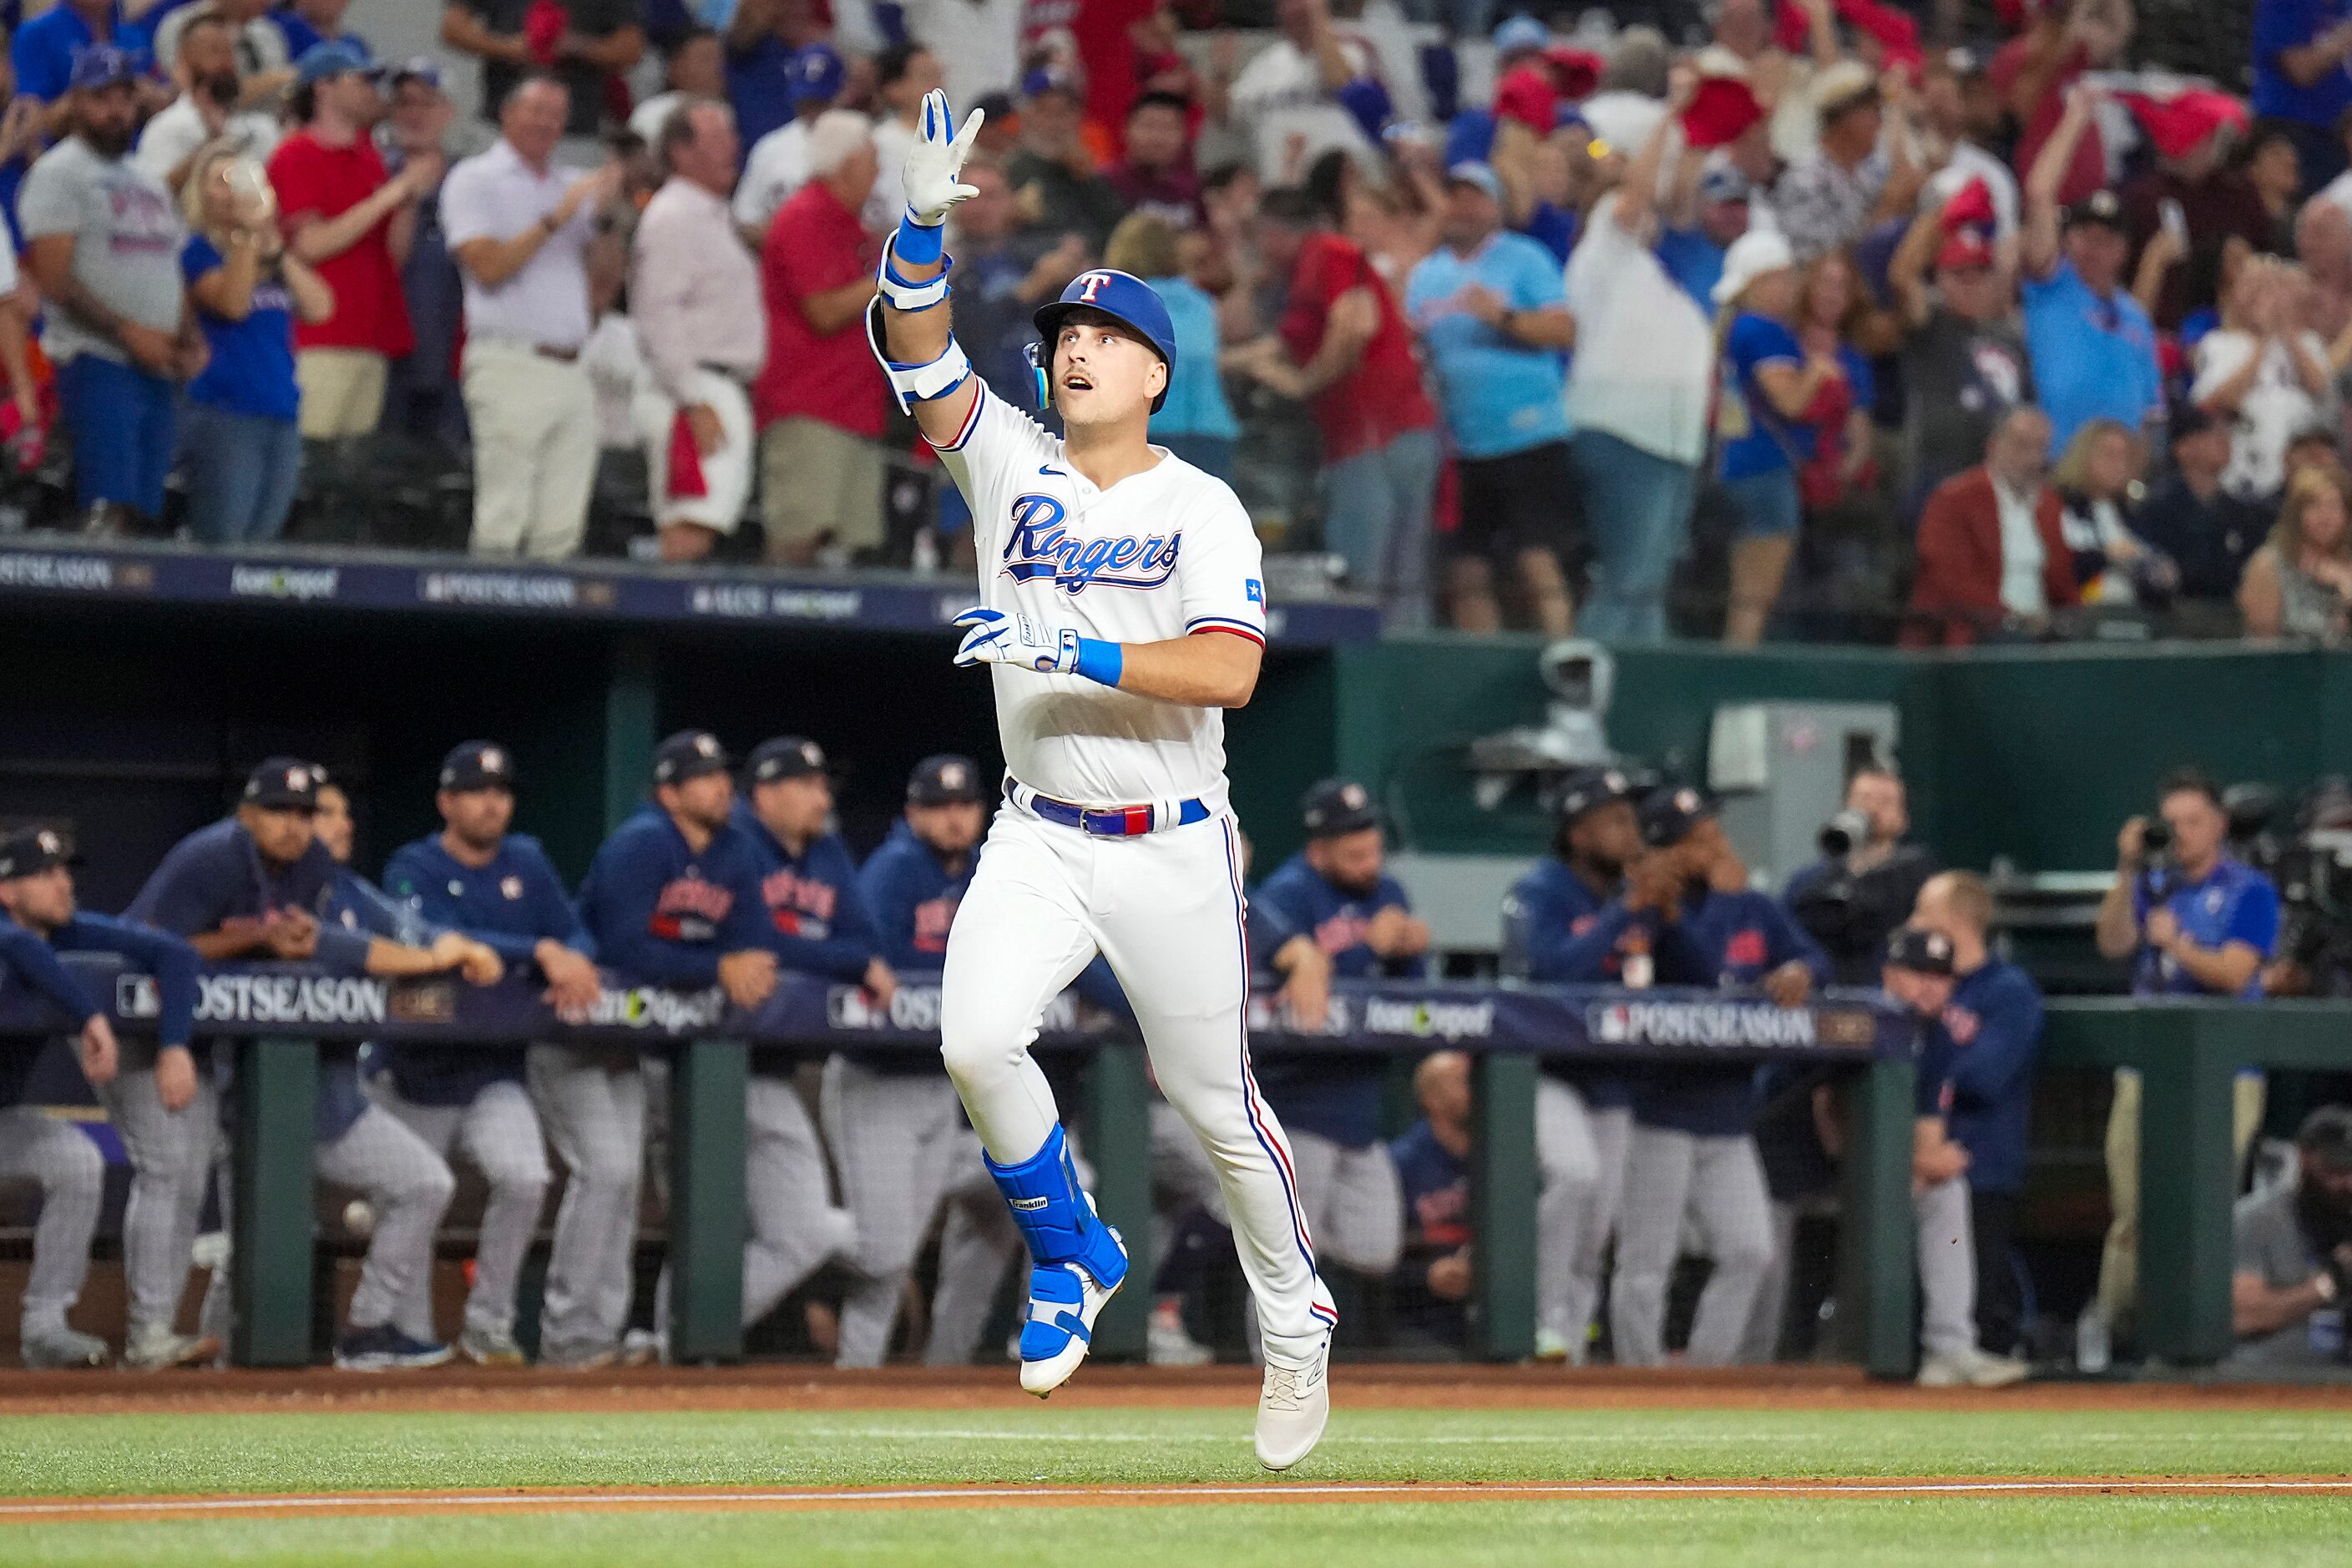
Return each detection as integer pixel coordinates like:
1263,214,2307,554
1029,269,1176,413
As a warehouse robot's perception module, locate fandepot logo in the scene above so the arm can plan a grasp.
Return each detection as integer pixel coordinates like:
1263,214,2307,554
1586,999,1825,1050
828,982,1079,1034
197,973,388,1025
1361,995,1495,1042
579,985,728,1033
230,564,341,601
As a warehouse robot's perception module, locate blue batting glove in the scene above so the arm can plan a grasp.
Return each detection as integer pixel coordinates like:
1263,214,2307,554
951,606,1123,686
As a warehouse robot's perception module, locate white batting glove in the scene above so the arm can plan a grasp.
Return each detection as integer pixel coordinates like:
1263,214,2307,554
903,88,983,227
953,606,1078,673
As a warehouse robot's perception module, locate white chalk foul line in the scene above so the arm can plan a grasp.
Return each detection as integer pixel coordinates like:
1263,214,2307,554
6,1477,2352,1520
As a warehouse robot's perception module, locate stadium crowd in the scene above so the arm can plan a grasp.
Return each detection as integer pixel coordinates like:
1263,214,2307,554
0,0,2350,643
3,731,2339,1380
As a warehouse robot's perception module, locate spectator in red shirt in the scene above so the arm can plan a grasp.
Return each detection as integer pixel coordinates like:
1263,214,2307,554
1241,185,1442,627
1106,91,1202,230
267,43,438,443
1990,0,2129,211
752,109,883,568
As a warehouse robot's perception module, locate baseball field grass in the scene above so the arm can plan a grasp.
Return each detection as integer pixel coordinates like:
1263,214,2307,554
3,1368,2348,1565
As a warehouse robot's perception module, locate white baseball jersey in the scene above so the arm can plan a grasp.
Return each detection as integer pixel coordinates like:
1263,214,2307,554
932,382,1268,809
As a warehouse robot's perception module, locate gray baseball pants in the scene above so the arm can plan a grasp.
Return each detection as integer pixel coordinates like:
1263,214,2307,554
1610,1125,1774,1366
0,1107,104,1338
371,1077,551,1340
527,1044,645,1361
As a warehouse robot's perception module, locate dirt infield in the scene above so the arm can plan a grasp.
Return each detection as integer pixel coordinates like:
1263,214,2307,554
5,1363,2352,1419
6,1474,2352,1526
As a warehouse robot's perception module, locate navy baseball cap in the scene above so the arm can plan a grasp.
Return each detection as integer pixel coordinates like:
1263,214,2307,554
1302,778,1380,840
0,826,77,880
296,40,381,85
1032,270,1178,413
908,754,984,806
748,736,828,785
2298,1105,2352,1174
439,741,516,792
1555,766,1631,826
1636,783,1714,848
653,730,731,785
1884,926,1956,977
789,43,846,105
244,756,324,812
68,44,137,94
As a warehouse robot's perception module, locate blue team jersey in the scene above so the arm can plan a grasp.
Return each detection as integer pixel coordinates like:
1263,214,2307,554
2130,855,2281,998
127,816,372,972
1499,855,1649,1109
1717,312,1811,481
382,832,590,1106
1655,227,1727,311
1389,1116,1471,1342
1248,854,1424,1147
0,911,200,1105
1404,232,1571,459
1930,959,2045,1196
2253,0,2352,126
1634,886,1829,1136
2022,260,2162,456
575,805,770,989
857,819,971,973
732,802,879,984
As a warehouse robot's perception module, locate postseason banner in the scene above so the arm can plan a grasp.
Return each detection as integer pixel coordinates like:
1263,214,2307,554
8,956,1916,1066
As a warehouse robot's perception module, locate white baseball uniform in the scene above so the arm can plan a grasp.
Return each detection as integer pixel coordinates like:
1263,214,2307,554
929,382,1338,1359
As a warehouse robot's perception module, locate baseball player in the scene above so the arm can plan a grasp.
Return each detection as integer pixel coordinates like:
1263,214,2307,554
835,753,1023,1367
567,731,780,1368
1609,786,1824,1367
1881,926,2031,1388
873,88,1336,1468
0,826,199,1368
1247,781,1421,1288
380,741,602,1366
725,736,864,1338
1499,766,1660,1363
117,758,373,1370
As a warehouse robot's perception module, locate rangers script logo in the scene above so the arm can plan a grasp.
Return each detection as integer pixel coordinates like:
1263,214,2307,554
1000,493,1181,594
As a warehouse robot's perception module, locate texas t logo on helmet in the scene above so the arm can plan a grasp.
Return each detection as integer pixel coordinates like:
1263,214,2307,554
1026,268,1178,413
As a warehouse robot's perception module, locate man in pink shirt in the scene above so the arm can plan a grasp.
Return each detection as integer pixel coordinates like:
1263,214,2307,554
751,109,884,568
632,98,766,563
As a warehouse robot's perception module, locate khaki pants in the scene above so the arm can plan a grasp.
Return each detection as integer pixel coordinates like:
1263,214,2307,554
296,348,389,440
462,342,597,561
2095,1067,2266,1328
757,417,884,560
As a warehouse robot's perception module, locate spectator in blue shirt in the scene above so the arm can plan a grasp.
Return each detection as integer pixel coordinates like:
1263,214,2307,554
1250,778,1423,1287
1656,157,1753,311
0,823,196,1371
1106,214,1242,483
1712,228,1842,645
2252,0,2352,190
271,0,369,68
177,140,333,544
1404,161,1581,637
1389,1049,1474,1349
2021,89,2164,458
2092,766,2284,1351
13,2,154,132
1910,872,2046,1362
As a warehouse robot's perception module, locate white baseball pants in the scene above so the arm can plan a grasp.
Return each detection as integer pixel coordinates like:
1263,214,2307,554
938,806,1338,1362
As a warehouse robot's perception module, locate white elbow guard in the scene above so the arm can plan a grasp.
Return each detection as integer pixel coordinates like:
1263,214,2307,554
864,297,971,412
875,230,952,311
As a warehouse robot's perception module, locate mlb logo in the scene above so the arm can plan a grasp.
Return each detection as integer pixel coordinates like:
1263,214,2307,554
116,974,159,1019
1245,578,1263,606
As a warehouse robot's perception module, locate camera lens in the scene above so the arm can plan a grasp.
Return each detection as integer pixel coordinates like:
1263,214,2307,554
2142,818,2172,855
1818,807,1868,857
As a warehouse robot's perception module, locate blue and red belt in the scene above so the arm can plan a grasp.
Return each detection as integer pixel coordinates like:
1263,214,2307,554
1009,780,1210,837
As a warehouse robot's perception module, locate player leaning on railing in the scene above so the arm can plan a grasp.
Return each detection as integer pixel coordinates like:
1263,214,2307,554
872,89,1336,1470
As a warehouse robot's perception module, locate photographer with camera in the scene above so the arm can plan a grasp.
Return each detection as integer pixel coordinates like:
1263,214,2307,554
1786,765,1938,987
2223,1106,2352,1373
2088,766,2282,1354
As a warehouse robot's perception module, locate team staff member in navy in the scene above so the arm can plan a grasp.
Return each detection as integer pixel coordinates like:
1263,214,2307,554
1500,766,1664,1363
0,826,195,1369
1610,785,1825,1368
1248,779,1424,1286
833,753,1024,1368
718,735,864,1343
2091,766,2283,1345
1908,870,2046,1360
114,757,369,1371
381,741,599,1367
558,731,777,1368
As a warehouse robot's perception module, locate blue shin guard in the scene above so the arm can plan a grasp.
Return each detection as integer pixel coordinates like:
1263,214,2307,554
985,1124,1129,1390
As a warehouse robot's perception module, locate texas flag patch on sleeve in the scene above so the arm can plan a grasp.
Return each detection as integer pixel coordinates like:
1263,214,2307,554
1246,578,1264,605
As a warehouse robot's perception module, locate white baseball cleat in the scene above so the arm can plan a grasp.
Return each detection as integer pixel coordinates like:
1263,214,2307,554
1254,1336,1331,1471
1017,1249,1124,1398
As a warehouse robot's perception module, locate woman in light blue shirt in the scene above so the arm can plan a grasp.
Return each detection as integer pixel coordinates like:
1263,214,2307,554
1106,213,1241,481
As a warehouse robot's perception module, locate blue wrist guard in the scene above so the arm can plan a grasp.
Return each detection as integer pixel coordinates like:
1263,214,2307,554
895,209,946,266
1071,637,1123,689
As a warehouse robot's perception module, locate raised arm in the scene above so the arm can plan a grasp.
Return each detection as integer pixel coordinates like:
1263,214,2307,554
875,89,985,450
2022,85,2096,281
